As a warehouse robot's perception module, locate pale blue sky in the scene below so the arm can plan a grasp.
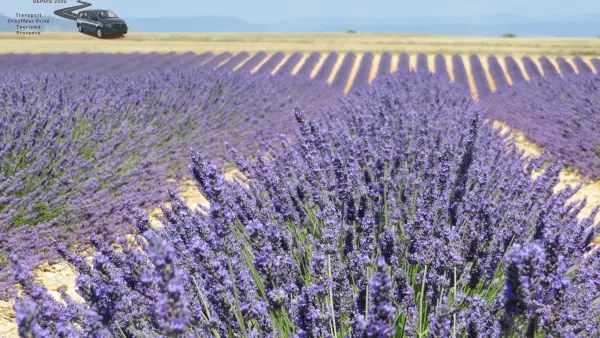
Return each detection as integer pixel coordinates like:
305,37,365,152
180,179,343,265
3,0,600,21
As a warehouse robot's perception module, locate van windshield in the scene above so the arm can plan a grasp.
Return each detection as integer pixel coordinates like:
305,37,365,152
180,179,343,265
95,10,118,18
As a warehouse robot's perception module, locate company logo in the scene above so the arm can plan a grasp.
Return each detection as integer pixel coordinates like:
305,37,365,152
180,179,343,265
55,1,128,38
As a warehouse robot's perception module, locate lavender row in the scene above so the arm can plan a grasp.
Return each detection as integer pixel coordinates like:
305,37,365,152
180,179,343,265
556,57,576,74
451,54,470,89
116,52,179,73
255,52,286,75
0,53,596,81
504,56,526,83
397,52,410,72
218,52,250,72
0,52,217,74
349,52,373,91
573,57,593,74
313,52,338,82
235,51,268,73
12,71,599,337
181,51,215,69
487,55,509,90
468,54,492,99
484,73,600,179
416,52,429,73
522,56,542,78
296,52,321,78
377,52,392,77
592,58,600,73
331,52,356,91
202,52,232,69
434,54,449,79
539,56,559,77
277,52,303,75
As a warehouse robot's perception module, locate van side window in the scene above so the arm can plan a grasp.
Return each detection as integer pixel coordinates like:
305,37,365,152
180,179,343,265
89,12,97,20
81,12,88,18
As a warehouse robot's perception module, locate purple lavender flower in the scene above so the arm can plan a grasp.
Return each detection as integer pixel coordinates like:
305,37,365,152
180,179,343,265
145,232,191,336
361,258,396,337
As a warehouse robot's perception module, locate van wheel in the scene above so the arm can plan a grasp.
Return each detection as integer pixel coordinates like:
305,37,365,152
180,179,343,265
77,24,83,32
96,28,103,38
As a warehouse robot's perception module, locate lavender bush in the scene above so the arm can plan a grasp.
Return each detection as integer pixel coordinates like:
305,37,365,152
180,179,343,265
12,71,600,337
521,57,541,79
434,54,449,80
331,52,356,91
203,52,233,70
572,57,593,74
296,52,321,79
416,53,429,73
236,52,268,73
314,52,339,82
556,57,576,75
349,52,373,91
0,67,339,271
377,52,392,77
451,54,470,90
539,56,559,77
484,73,600,179
219,52,250,72
503,57,525,84
398,53,410,73
468,54,491,99
278,53,304,76
255,52,286,75
591,58,600,73
0,52,215,75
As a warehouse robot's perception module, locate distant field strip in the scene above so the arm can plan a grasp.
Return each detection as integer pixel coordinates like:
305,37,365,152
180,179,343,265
3,33,600,56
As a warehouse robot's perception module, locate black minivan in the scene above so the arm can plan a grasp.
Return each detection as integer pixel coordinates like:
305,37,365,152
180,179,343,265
77,10,128,38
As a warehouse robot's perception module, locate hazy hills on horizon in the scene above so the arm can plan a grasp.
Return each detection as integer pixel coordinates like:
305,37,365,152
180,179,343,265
1,13,599,37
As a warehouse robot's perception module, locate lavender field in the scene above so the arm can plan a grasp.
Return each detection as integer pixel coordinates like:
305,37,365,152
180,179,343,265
1,51,600,337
